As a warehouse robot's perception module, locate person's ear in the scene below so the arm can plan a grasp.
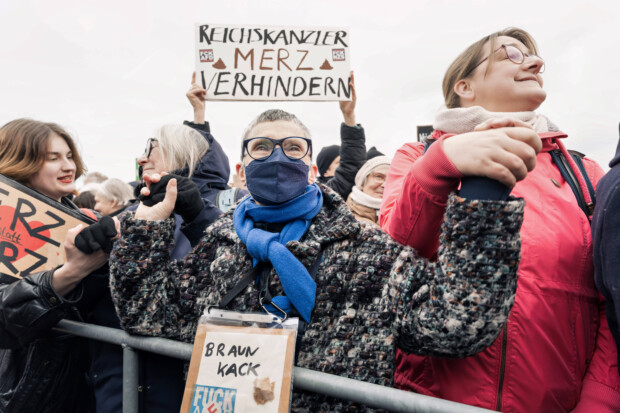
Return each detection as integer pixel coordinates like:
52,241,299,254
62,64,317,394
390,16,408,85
454,79,475,105
236,162,246,186
308,164,318,184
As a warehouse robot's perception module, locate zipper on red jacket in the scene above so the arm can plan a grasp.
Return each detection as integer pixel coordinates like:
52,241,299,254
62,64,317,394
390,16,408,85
496,326,508,411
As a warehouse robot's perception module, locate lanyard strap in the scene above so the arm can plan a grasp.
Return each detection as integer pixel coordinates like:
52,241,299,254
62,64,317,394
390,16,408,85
218,262,267,310
219,252,324,365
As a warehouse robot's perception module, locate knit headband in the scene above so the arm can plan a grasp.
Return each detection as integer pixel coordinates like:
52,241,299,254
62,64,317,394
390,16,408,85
354,156,391,188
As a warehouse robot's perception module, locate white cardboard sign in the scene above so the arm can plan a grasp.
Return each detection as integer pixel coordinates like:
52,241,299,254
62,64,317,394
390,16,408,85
195,23,352,101
181,324,296,413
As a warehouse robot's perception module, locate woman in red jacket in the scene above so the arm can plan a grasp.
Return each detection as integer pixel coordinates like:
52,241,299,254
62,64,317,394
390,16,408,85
380,27,620,412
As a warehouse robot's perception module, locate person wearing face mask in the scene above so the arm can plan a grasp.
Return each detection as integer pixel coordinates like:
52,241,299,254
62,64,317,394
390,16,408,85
108,108,529,411
0,119,112,413
345,156,390,226
380,27,620,412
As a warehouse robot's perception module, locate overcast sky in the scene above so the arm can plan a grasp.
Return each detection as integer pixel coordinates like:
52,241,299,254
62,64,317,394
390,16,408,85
1,0,619,184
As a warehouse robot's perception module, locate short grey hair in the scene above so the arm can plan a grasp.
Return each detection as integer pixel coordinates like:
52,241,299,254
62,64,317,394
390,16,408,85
96,178,135,208
240,109,312,159
83,171,108,185
154,124,210,177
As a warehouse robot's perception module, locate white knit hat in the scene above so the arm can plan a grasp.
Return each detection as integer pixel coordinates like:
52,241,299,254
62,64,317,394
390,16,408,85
354,156,391,188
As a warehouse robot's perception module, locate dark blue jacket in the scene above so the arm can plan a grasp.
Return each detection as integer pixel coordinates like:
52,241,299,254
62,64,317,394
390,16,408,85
593,127,620,374
91,121,234,413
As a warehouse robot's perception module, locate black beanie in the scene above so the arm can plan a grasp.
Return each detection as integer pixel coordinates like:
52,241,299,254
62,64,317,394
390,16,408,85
366,146,384,160
317,145,340,176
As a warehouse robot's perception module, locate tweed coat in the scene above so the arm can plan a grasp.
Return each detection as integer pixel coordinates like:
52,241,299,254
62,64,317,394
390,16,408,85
110,185,524,412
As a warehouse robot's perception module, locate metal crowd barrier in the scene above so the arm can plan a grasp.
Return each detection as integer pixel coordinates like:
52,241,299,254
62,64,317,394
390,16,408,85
54,319,493,413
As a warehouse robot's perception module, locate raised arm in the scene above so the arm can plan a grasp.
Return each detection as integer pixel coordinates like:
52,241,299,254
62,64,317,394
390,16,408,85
379,137,460,258
109,178,215,341
388,193,525,357
326,71,367,199
183,72,231,196
380,121,539,258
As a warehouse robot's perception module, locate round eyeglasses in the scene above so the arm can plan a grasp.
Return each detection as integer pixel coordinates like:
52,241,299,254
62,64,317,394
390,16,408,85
143,138,158,158
367,171,387,184
243,137,312,161
466,44,545,77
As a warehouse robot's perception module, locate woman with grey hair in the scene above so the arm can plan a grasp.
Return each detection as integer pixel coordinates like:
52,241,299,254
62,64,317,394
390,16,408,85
87,122,229,413
94,178,135,216
139,124,209,179
135,122,226,259
87,98,237,412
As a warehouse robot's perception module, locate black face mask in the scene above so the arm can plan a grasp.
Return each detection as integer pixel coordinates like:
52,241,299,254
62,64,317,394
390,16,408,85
244,148,310,205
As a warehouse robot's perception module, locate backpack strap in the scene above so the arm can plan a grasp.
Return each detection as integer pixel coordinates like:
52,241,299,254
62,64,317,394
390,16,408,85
549,149,595,219
423,137,596,218
568,150,596,210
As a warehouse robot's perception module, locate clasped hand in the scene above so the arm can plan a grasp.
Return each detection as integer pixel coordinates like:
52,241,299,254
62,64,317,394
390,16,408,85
136,173,204,223
442,118,543,187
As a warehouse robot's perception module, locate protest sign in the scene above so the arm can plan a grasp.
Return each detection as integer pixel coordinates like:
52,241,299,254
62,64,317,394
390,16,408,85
195,23,352,101
182,322,296,413
417,125,434,142
0,174,94,282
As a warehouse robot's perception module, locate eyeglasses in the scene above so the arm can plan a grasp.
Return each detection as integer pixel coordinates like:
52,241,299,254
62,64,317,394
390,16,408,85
243,137,312,161
367,172,386,184
143,138,158,158
466,44,545,77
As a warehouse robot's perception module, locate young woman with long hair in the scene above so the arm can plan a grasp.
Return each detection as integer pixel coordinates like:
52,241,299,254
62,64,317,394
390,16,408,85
0,118,109,413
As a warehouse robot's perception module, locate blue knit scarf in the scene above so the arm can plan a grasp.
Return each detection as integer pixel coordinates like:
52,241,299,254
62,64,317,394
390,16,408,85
233,184,323,322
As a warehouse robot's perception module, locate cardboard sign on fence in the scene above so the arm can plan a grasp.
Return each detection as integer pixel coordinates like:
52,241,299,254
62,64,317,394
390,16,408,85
181,322,296,413
0,174,94,282
195,23,352,101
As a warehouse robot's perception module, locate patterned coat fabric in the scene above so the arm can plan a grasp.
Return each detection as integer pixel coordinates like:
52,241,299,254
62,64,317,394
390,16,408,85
110,185,524,411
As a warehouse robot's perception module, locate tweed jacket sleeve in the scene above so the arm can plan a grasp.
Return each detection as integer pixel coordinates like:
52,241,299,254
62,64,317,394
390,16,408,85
109,214,215,340
385,194,524,358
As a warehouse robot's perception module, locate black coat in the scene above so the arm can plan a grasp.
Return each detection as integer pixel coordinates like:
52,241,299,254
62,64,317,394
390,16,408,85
0,248,102,412
317,123,367,200
593,132,620,374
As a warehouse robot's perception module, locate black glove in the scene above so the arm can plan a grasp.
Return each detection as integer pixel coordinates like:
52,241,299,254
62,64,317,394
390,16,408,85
139,174,204,223
459,177,511,201
75,216,117,254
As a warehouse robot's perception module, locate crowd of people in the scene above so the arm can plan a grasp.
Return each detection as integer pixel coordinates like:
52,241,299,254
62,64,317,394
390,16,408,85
1,26,620,413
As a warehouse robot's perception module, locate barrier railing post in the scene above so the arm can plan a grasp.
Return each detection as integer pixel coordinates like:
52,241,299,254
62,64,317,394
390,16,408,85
122,344,139,413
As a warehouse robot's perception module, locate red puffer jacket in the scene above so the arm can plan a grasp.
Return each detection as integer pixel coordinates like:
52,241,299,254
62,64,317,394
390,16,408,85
380,130,620,412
